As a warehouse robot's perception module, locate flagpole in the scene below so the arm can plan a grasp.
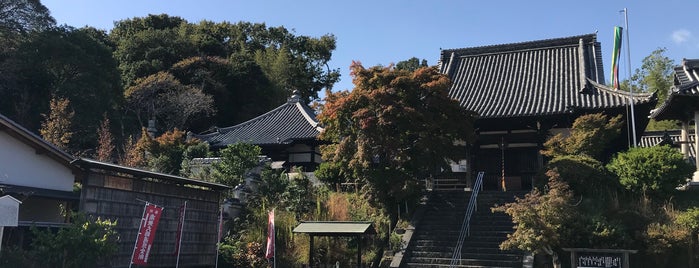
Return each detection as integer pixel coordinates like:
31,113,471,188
623,8,637,147
176,201,187,268
129,202,149,268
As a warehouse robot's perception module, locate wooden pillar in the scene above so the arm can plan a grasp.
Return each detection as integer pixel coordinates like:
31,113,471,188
309,235,314,268
681,121,689,158
357,235,362,268
569,251,576,268
694,111,699,183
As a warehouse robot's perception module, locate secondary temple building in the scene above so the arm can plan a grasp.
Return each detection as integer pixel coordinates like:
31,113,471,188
650,58,699,186
438,33,656,190
193,92,324,172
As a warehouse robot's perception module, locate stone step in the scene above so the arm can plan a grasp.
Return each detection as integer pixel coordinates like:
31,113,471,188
401,191,525,267
411,240,505,249
405,257,522,267
410,251,522,262
411,245,520,255
405,262,519,268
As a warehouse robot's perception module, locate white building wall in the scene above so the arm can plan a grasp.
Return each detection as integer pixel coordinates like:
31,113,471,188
0,131,75,191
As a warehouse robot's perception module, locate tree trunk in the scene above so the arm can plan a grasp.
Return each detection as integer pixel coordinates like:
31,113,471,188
542,246,561,268
551,252,561,268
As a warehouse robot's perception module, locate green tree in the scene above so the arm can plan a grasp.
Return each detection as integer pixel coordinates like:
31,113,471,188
212,143,261,186
0,0,54,35
541,154,618,197
541,113,623,161
493,170,575,268
1,26,122,150
111,16,340,104
179,141,211,178
169,54,275,128
40,96,74,151
676,207,699,267
318,63,475,204
29,210,118,268
0,0,56,103
110,14,193,87
395,57,428,72
607,145,693,197
620,48,677,131
146,129,205,175
622,48,675,103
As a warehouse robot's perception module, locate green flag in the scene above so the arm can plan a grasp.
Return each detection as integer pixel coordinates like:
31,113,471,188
611,26,623,89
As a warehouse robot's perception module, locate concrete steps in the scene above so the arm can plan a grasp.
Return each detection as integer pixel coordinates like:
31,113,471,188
401,191,527,268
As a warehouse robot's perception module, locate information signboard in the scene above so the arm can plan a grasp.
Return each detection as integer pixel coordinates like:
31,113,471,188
576,252,623,268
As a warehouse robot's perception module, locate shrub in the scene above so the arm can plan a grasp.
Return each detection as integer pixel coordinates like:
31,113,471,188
541,113,623,160
607,145,693,197
29,210,118,268
540,154,617,196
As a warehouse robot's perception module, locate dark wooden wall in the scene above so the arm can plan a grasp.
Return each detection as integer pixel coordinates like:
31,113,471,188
81,173,222,268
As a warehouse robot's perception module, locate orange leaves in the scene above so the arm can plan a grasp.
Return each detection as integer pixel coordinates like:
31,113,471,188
40,96,74,150
317,62,476,202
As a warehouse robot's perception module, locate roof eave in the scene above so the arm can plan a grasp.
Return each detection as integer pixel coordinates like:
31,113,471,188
73,158,232,191
0,113,76,167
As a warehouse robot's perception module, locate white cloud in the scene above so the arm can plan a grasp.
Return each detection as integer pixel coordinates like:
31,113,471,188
672,29,692,44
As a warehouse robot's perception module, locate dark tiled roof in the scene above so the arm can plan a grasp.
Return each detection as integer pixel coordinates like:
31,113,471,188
193,93,322,147
441,34,655,119
74,158,231,190
650,59,699,120
640,130,695,165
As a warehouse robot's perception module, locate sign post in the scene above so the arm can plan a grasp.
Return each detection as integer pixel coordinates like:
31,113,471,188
563,248,637,268
0,195,22,253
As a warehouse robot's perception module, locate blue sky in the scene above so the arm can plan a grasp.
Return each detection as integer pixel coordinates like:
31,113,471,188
43,0,698,94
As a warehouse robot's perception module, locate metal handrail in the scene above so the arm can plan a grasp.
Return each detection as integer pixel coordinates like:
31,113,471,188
449,171,484,267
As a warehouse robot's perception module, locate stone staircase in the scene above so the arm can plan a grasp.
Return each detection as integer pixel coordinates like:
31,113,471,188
402,191,526,268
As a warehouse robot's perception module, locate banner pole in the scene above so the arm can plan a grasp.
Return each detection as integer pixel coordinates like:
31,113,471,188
215,205,222,268
0,227,4,254
176,201,186,268
273,209,276,268
623,8,637,147
129,202,149,268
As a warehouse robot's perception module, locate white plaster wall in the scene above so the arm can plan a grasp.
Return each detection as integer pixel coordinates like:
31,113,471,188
0,131,75,191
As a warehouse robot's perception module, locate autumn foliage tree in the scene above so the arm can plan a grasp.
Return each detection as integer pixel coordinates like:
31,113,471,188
40,96,74,151
146,129,206,175
317,62,475,203
493,170,574,268
119,128,152,168
95,114,115,162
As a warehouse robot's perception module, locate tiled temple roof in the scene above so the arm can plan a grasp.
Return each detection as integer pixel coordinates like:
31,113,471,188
193,92,322,148
440,34,655,119
650,59,699,120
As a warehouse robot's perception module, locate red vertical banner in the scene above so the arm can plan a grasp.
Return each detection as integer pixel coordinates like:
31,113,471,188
132,204,163,265
265,209,275,259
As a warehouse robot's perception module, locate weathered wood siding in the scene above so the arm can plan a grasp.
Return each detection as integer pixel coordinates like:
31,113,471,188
81,173,222,268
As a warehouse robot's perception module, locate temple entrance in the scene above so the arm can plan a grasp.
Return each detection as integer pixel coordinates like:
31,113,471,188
473,147,539,191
